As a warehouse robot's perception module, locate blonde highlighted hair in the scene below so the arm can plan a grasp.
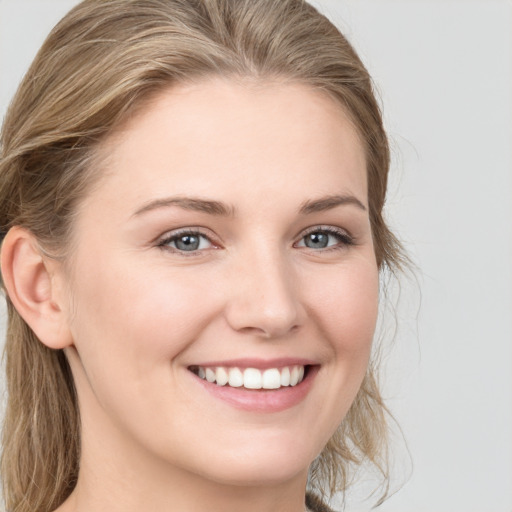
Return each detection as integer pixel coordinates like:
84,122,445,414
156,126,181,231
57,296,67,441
0,1,404,510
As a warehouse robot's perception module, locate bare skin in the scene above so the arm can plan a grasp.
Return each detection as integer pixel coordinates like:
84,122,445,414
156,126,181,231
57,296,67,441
7,79,378,512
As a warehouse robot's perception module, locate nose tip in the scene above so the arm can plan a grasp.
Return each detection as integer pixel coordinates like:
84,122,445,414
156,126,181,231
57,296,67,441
224,259,302,339
235,303,300,339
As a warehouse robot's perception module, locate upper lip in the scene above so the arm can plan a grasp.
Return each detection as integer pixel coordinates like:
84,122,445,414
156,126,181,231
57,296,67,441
188,357,317,370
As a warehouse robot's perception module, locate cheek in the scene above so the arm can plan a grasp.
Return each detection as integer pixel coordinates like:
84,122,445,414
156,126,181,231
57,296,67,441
76,256,202,329
305,259,379,356
63,259,225,443
65,256,222,389
295,258,379,448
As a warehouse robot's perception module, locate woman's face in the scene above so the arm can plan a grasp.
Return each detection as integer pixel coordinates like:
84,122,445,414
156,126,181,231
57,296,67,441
60,79,379,488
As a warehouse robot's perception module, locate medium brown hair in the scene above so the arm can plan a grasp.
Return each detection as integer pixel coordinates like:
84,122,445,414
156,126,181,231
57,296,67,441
0,1,404,510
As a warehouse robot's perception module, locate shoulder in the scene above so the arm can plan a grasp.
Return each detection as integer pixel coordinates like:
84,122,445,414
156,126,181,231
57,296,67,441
305,492,337,512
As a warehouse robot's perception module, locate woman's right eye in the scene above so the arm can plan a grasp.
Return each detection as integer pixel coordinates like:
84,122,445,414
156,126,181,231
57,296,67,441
158,231,214,253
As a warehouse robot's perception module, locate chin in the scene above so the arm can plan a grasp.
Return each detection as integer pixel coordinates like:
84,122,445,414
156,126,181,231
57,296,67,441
202,459,309,488
187,435,317,487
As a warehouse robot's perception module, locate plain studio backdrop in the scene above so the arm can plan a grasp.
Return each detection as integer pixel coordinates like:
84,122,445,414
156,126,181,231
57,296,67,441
0,1,511,511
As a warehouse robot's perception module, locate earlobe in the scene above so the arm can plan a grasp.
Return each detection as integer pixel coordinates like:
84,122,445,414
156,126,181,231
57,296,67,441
0,226,73,349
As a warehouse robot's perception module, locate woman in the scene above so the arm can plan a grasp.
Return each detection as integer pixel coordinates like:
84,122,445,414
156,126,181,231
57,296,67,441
0,1,404,511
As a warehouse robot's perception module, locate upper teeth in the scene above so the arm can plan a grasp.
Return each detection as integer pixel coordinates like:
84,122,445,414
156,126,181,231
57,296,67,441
195,365,305,389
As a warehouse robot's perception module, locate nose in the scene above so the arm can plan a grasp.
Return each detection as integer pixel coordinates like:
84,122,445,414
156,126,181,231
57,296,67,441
224,249,303,339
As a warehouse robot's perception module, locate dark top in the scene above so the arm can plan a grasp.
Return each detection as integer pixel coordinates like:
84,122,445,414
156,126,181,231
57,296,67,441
305,492,336,512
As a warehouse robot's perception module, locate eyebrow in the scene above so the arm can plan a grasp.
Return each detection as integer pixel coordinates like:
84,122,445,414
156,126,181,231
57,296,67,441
132,196,235,217
299,194,367,214
132,193,366,218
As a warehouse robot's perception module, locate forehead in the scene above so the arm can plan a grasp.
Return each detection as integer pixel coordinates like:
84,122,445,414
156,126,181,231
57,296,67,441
85,79,367,216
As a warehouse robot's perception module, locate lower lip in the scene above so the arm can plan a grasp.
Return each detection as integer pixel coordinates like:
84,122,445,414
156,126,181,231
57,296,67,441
191,366,319,413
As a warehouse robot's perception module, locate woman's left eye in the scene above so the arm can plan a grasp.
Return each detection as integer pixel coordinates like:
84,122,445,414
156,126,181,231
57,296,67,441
159,231,213,252
295,228,353,250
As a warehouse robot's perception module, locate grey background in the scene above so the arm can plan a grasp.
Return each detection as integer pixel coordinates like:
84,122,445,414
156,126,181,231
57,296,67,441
1,1,511,511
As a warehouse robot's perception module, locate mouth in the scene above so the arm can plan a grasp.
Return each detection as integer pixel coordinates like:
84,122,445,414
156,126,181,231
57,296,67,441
188,364,308,390
187,359,319,412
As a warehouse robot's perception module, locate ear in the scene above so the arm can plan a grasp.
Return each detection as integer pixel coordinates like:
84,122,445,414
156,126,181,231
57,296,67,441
1,226,73,349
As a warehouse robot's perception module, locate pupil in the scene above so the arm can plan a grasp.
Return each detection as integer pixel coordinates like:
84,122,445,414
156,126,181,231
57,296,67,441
306,232,328,248
176,235,199,251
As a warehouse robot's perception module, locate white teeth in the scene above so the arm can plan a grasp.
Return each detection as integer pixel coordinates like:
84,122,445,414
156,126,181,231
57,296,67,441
243,368,262,389
215,367,229,386
228,367,243,387
205,368,216,383
290,366,299,386
280,366,291,386
262,368,281,389
194,365,307,389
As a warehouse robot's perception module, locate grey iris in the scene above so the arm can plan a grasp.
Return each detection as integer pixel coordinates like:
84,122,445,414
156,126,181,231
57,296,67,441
305,232,328,249
176,235,200,251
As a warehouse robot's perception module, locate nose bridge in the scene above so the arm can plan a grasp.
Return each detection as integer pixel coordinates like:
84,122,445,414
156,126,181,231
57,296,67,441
225,242,301,338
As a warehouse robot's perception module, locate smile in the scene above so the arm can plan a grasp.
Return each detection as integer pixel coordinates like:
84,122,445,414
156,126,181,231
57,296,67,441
188,361,319,412
190,365,306,390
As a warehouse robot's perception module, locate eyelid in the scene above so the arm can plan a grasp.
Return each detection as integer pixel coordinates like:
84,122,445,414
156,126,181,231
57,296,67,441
155,224,354,255
294,225,355,249
156,227,220,253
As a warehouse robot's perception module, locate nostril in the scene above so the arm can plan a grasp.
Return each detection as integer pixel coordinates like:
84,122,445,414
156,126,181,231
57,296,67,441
236,324,300,339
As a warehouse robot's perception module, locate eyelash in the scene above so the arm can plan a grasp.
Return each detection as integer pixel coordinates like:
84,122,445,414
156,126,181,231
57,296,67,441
157,228,216,256
157,226,354,255
295,226,355,252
